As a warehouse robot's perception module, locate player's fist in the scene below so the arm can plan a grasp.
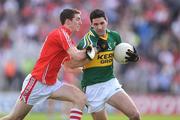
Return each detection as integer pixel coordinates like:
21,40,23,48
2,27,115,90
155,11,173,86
97,38,108,52
86,45,96,60
125,47,139,62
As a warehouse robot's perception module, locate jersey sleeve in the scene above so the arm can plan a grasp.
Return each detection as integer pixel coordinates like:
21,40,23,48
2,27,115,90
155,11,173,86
77,33,93,50
113,31,122,45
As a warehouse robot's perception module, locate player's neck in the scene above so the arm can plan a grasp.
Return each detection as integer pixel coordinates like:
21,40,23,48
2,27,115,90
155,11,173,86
99,32,108,40
62,24,73,35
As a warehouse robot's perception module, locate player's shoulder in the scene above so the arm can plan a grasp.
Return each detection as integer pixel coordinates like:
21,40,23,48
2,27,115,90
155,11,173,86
84,30,96,39
49,28,59,35
77,30,95,49
81,30,96,42
47,28,60,38
108,29,120,37
108,29,122,43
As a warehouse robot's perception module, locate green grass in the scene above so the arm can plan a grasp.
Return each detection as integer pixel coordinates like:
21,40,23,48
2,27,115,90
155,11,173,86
21,113,180,120
1,113,179,120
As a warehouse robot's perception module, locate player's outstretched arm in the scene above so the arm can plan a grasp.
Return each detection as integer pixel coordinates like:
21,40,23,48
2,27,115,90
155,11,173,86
67,45,96,61
65,45,97,68
67,46,87,61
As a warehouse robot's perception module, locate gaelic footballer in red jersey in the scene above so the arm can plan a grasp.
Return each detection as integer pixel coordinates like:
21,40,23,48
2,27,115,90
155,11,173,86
0,9,94,120
31,26,77,85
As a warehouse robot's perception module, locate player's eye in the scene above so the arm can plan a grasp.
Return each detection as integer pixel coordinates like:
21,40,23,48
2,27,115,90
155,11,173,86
100,22,104,25
76,17,81,21
93,23,98,26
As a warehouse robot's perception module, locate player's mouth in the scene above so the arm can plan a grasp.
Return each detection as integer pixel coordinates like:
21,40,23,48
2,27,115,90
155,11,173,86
97,30,105,35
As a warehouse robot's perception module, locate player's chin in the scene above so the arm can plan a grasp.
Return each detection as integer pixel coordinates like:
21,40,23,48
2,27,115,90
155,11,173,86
97,31,105,36
75,27,80,31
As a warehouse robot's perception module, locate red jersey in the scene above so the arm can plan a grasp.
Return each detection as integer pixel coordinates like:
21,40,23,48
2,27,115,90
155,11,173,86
31,26,74,85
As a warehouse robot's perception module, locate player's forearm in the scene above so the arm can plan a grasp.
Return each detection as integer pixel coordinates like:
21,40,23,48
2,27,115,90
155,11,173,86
67,47,87,61
73,49,87,61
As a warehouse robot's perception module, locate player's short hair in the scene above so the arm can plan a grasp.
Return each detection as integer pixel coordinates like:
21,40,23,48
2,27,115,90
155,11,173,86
60,8,81,25
90,9,107,23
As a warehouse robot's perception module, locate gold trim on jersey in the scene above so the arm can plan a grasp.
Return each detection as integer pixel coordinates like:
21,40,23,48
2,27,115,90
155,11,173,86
84,31,93,47
99,33,108,40
84,51,113,69
88,31,95,37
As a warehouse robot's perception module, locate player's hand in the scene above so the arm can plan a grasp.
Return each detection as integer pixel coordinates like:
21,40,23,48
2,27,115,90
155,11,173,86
125,47,139,62
86,45,96,60
97,38,108,52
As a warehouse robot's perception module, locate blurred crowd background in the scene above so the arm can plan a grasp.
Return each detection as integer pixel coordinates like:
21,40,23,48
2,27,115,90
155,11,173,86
0,0,180,95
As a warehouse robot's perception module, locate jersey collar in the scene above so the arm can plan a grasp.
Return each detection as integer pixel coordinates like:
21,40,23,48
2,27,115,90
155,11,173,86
90,27,110,37
60,25,72,36
90,27,110,40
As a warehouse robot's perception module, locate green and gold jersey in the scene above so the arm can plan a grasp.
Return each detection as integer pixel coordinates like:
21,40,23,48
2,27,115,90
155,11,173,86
77,28,122,88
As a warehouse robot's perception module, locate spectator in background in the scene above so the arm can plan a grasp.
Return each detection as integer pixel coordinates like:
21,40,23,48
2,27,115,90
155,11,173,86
171,69,180,95
0,0,180,95
3,59,17,90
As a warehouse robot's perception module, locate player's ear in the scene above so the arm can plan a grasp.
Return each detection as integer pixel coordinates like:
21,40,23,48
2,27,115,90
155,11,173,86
105,17,108,24
65,19,72,25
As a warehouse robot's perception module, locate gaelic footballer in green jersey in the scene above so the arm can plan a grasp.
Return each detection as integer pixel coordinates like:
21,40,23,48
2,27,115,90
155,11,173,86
77,9,140,120
77,28,122,88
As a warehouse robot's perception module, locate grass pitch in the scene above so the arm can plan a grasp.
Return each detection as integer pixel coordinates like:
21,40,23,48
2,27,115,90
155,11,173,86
21,113,179,120
1,113,179,120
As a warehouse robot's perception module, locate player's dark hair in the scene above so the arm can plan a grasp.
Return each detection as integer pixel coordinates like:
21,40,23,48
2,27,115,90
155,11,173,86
60,8,81,25
90,9,106,23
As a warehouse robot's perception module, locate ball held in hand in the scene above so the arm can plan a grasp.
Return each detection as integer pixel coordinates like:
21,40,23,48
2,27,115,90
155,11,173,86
114,43,134,64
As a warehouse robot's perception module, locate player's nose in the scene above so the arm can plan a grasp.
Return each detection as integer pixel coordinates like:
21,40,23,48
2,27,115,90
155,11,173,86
97,25,103,29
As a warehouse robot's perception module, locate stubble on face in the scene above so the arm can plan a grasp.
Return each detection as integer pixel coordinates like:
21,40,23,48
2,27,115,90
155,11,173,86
71,14,82,32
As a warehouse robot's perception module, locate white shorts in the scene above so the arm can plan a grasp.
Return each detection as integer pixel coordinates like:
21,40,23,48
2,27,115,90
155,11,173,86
19,74,63,105
85,78,124,113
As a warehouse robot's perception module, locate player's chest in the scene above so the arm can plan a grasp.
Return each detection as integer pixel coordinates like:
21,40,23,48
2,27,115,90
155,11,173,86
92,36,117,51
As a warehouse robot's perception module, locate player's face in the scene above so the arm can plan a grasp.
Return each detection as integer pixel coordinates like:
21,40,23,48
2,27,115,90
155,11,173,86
91,17,107,36
70,14,82,32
